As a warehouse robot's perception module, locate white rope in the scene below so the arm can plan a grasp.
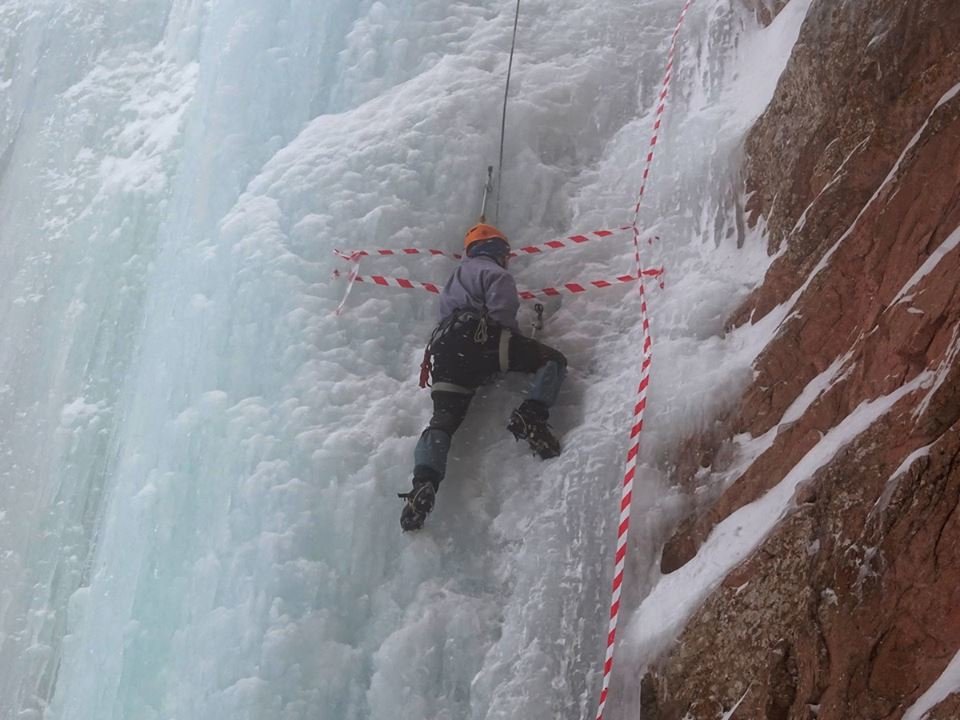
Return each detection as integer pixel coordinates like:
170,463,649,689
494,0,522,223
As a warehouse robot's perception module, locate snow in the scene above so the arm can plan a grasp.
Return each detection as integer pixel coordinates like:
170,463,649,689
890,225,960,307
625,371,930,663
758,81,960,344
870,442,933,519
879,82,960,200
723,0,815,129
915,323,960,422
721,687,751,719
902,650,960,720
0,1,827,719
780,350,853,425
706,347,854,507
790,137,870,238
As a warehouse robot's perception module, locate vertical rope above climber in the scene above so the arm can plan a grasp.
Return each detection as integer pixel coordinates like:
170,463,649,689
494,0,522,224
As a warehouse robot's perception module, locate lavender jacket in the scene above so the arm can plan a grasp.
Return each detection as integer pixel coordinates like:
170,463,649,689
437,255,521,334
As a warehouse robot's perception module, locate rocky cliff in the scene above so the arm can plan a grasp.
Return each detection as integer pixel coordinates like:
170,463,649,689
642,0,960,718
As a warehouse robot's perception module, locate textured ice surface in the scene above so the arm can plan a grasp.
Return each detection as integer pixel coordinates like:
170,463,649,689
0,1,804,718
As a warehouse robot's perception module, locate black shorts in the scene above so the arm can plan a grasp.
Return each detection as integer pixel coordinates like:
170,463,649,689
430,315,566,391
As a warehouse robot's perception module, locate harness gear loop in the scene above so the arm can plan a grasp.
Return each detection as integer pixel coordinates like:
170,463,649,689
473,312,489,343
418,313,457,389
418,346,432,389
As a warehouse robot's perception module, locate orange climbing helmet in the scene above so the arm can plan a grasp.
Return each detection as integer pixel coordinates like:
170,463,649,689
464,223,509,251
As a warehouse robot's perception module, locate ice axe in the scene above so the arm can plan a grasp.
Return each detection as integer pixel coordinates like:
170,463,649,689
478,165,494,222
531,302,544,339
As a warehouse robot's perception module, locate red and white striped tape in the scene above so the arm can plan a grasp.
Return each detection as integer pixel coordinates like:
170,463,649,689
521,268,663,299
595,282,653,719
333,226,637,264
334,247,456,262
334,260,361,316
332,267,664,300
332,268,442,294
595,2,692,720
513,226,634,256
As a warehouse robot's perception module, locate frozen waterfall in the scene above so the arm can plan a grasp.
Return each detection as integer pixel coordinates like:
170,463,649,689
0,1,807,718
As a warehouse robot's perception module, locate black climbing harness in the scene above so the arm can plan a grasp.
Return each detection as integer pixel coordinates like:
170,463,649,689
418,308,495,389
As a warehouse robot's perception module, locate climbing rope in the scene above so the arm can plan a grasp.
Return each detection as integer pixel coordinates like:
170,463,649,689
594,3,694,719
494,0,522,223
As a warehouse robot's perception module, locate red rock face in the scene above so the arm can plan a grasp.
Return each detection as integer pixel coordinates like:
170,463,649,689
645,0,960,718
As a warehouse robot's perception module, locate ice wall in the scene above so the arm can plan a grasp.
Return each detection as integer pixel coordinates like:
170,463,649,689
0,1,793,718
0,1,385,714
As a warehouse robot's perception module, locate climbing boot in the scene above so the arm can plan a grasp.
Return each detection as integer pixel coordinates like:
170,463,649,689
399,476,437,532
507,399,561,459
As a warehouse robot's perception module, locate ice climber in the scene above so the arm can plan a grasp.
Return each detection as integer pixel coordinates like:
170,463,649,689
400,222,568,531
